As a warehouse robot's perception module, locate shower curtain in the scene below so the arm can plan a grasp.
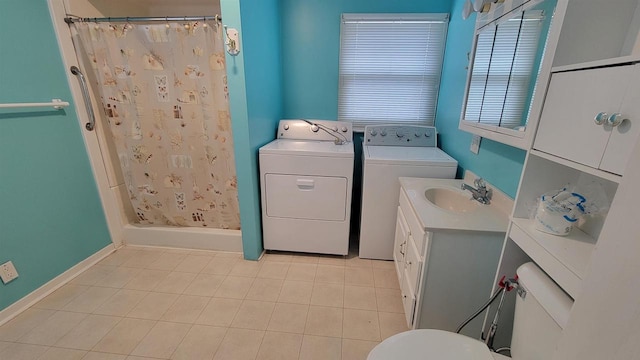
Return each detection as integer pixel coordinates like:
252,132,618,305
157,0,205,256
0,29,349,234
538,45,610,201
75,20,240,229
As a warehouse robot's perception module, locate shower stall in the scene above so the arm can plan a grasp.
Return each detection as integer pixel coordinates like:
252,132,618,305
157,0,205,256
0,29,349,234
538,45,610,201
49,0,243,252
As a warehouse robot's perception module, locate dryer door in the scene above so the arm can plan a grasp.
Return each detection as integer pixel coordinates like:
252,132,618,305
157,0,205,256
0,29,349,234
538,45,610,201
265,174,348,221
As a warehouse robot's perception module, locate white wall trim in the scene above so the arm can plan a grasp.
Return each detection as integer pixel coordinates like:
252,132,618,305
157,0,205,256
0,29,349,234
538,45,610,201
123,225,243,252
0,244,116,327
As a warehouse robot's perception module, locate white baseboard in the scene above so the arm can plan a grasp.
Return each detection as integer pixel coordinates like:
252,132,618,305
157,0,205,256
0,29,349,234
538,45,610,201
122,224,243,252
0,244,116,327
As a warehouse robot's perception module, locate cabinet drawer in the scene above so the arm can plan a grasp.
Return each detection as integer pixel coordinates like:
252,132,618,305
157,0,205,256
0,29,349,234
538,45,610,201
399,189,427,251
400,268,417,329
405,235,423,295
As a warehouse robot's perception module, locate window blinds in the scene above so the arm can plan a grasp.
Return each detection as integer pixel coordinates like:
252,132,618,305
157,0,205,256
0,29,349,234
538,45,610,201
464,11,544,128
338,14,448,130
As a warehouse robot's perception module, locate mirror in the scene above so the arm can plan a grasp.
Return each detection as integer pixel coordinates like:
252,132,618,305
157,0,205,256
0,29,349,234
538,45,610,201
460,0,557,138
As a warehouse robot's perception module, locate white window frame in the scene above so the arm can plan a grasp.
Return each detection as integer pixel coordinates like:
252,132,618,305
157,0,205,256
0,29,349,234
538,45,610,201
338,13,449,131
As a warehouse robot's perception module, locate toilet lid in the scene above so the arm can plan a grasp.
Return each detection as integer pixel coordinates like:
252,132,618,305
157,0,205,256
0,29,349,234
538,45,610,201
368,329,494,360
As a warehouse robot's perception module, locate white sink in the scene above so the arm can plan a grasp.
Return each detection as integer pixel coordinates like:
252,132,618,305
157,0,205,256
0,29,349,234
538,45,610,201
424,187,480,213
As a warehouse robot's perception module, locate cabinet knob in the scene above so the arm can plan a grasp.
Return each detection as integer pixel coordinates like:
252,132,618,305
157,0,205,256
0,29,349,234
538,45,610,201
607,113,627,127
594,112,609,126
406,261,412,266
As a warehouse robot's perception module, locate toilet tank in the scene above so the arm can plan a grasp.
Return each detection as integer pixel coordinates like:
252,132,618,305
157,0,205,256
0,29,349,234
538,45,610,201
510,263,573,360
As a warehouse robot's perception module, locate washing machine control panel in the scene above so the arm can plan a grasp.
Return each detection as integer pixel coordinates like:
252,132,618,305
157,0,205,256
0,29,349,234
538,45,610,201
365,125,436,147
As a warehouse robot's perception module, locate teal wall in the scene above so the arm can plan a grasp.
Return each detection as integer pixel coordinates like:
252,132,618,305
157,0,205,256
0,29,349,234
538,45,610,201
221,0,282,260
0,1,112,310
281,0,453,120
436,0,526,198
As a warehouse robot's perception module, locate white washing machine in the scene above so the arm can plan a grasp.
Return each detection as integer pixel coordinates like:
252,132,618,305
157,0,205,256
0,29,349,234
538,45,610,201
259,119,354,255
359,125,457,260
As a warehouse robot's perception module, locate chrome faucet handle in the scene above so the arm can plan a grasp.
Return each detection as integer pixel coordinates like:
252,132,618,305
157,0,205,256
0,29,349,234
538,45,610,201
473,177,486,189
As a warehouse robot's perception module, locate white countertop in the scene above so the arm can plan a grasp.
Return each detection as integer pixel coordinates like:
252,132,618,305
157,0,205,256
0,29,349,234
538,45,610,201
399,177,510,233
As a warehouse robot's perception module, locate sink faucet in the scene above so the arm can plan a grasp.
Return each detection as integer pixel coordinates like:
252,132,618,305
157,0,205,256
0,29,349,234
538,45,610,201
461,178,492,205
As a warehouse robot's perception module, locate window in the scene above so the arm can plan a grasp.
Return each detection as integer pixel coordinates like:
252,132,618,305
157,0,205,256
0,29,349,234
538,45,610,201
338,14,449,130
464,11,544,128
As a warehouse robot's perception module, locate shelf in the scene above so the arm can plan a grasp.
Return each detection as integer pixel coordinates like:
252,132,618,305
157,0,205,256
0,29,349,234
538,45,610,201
529,150,621,184
509,218,597,298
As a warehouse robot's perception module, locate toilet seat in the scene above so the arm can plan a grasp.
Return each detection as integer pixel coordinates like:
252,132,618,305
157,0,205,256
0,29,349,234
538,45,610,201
368,329,500,360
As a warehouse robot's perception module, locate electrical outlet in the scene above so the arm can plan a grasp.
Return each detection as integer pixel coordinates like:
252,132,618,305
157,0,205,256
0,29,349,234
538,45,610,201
470,135,481,154
0,261,19,284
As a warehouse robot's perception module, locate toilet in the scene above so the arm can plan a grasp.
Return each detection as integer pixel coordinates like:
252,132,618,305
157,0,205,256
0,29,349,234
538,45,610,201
368,262,573,360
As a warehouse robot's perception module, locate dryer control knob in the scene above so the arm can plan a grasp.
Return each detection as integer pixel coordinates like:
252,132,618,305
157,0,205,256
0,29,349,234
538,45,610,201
370,129,378,136
425,132,431,137
341,126,348,132
380,130,387,136
414,133,421,138
310,125,319,132
396,132,405,138
332,126,338,132
283,124,290,130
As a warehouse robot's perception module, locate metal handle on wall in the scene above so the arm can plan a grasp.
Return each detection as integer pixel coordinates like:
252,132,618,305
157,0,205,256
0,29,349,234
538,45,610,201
70,66,96,131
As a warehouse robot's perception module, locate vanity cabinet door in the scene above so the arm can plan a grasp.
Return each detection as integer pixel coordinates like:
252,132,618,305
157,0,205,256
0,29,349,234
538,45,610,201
535,65,633,169
393,206,410,283
404,236,423,295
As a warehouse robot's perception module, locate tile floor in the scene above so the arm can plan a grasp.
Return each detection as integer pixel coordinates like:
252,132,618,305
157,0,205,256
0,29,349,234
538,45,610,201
0,246,408,360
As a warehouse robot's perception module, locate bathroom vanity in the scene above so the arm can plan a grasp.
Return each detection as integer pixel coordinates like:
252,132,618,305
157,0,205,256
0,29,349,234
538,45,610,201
393,176,510,336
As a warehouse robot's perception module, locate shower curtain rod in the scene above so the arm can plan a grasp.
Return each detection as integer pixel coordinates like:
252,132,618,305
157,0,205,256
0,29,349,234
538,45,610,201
64,15,221,24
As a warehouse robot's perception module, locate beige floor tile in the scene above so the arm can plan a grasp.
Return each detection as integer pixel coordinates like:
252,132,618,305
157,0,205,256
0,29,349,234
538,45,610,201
38,347,87,360
125,355,158,359
93,289,147,317
94,267,142,288
341,338,379,360
299,335,341,360
231,300,276,330
123,269,170,291
375,288,403,313
34,285,90,310
262,252,294,263
344,286,377,311
92,318,156,354
345,267,375,287
285,264,317,282
201,257,238,276
371,260,395,270
55,314,120,350
126,292,178,320
229,259,262,277
246,278,283,302
345,256,373,269
183,273,226,297
19,311,87,346
213,328,264,360
305,306,343,337
0,342,49,360
153,272,197,294
0,308,56,341
290,254,319,264
62,287,119,313
257,262,290,279
146,253,187,271
373,268,400,289
278,281,313,304
99,249,138,267
130,321,190,359
343,309,381,341
171,325,226,360
257,331,303,360
0,341,11,352
267,303,308,334
173,255,212,273
214,276,254,299
310,283,344,308
120,251,163,269
213,252,243,259
81,352,127,360
378,312,409,340
315,265,345,284
70,265,116,286
196,298,242,327
317,255,346,266
160,295,209,323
